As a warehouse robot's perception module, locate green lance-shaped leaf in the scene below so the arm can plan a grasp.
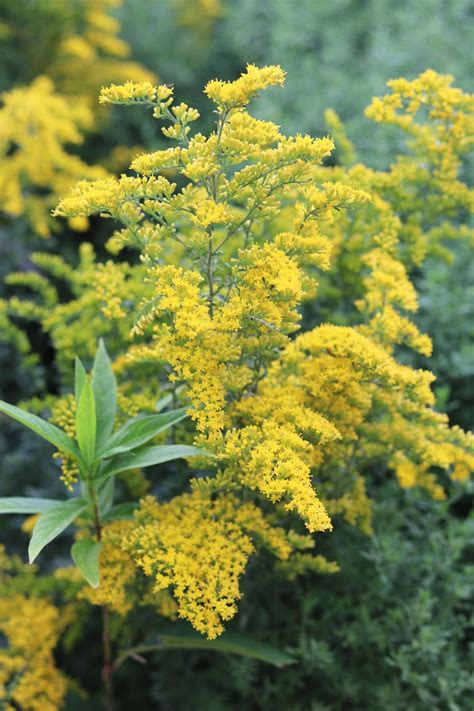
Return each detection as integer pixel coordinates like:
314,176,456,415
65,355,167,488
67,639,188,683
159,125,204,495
92,339,117,451
0,400,81,462
29,498,88,563
114,622,295,669
98,408,188,458
74,357,87,405
0,497,59,515
76,380,97,468
71,538,102,588
99,445,204,481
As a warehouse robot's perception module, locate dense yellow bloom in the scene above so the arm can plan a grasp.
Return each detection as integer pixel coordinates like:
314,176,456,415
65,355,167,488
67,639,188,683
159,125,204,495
204,64,286,108
56,67,369,448
47,69,474,518
315,71,473,336
356,248,433,356
123,493,256,638
265,324,474,501
219,422,333,533
81,492,329,639
121,491,325,638
0,595,68,710
366,70,474,174
0,77,106,237
99,80,162,105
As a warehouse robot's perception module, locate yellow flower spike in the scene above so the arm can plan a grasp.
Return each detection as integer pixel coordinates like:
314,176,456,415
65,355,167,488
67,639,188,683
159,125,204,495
204,64,286,109
99,81,158,105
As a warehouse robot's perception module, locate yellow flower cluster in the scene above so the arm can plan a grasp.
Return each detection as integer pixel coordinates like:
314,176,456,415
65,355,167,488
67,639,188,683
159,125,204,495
219,421,333,533
325,71,472,275
50,394,81,489
40,69,474,520
0,77,107,237
266,324,474,502
99,81,166,105
0,594,68,710
204,64,286,108
123,493,256,638
356,248,433,356
276,553,340,581
98,491,325,639
75,490,330,639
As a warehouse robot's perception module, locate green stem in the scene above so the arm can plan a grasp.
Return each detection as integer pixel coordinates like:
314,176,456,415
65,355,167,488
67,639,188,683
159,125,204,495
206,238,215,317
89,478,114,711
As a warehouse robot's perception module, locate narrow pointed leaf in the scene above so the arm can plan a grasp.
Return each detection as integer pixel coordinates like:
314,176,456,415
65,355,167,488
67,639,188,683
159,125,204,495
71,539,102,588
116,623,295,669
0,497,59,514
92,339,117,451
98,408,188,458
74,358,87,405
99,445,204,480
29,498,88,563
0,400,81,461
76,380,96,467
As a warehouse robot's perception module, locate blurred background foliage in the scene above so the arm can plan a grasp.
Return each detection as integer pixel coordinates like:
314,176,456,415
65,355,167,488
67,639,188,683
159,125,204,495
0,1,472,708
117,0,474,165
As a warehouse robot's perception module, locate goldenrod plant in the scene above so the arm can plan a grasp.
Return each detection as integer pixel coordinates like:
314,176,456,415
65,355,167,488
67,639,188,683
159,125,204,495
53,66,473,512
0,66,472,709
